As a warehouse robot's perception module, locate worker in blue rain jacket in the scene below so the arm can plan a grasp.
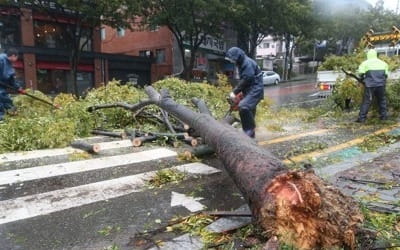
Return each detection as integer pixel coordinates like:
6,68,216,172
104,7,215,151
0,48,24,121
225,47,264,138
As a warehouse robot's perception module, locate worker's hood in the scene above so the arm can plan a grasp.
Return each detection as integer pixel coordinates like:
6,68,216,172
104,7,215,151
367,49,378,60
225,47,245,65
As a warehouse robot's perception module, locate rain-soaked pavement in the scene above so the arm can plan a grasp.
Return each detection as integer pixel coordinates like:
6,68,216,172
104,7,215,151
264,75,322,108
1,75,399,249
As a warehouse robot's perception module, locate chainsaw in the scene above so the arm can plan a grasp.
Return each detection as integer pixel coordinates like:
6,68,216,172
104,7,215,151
224,92,243,117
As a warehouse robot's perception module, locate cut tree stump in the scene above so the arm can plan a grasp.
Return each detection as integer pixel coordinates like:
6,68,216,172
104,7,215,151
144,86,363,249
70,141,101,154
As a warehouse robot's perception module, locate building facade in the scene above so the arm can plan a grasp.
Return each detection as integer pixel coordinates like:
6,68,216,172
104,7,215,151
101,24,236,83
0,4,151,95
256,35,286,70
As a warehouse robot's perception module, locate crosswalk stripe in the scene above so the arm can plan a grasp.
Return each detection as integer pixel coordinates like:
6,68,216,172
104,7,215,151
0,139,134,164
0,148,177,186
0,163,220,225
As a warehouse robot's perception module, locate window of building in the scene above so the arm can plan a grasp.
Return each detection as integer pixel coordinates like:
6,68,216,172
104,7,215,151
139,50,153,58
263,42,270,49
155,49,166,64
0,15,21,49
34,20,92,51
101,27,106,40
271,44,275,48
36,69,93,95
117,27,125,37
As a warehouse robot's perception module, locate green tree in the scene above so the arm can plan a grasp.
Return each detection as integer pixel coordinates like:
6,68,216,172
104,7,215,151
227,0,314,80
12,0,136,96
271,0,314,80
227,0,276,58
310,0,400,57
137,0,228,81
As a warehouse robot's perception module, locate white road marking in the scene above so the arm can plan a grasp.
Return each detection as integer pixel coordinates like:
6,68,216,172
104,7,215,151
0,171,155,225
0,148,177,185
0,139,134,164
174,162,221,175
309,92,321,97
170,191,205,212
0,162,220,224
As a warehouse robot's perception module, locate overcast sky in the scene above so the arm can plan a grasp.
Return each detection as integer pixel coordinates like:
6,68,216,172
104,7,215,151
366,0,399,11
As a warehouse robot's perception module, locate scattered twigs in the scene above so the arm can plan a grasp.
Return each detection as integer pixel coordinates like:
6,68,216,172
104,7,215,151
363,201,400,214
91,129,127,139
138,111,185,132
132,132,190,147
203,210,252,217
339,176,400,187
70,141,100,154
86,100,154,113
148,132,188,139
160,109,176,133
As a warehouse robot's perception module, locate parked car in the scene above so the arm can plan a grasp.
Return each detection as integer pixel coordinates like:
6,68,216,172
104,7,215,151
262,71,280,85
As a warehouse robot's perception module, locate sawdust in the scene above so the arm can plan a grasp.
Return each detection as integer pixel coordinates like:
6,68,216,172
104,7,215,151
260,170,363,249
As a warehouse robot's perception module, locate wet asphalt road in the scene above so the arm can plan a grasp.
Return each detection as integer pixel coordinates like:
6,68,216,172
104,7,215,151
264,77,322,108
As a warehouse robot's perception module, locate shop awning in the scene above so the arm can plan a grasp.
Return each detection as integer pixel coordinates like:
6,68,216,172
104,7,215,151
37,61,94,72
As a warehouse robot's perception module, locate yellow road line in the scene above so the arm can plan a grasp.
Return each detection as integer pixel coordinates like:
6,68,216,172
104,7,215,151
258,129,329,146
282,125,398,165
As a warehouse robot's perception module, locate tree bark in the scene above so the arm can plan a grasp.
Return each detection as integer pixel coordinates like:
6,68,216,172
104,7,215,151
70,141,100,154
144,86,363,249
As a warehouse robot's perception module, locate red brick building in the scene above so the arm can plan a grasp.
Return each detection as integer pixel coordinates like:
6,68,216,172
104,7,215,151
101,26,174,82
101,25,237,83
0,4,152,95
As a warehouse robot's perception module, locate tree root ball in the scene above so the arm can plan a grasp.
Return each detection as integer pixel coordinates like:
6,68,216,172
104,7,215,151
260,170,363,249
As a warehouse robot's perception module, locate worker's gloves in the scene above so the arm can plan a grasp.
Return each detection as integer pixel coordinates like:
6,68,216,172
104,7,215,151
229,92,236,101
18,88,26,94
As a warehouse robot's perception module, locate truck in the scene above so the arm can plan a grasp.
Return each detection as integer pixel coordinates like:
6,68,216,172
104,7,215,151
316,69,400,98
316,70,345,98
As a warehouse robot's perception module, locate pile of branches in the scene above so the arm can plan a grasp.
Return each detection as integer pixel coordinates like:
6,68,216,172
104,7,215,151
86,96,232,157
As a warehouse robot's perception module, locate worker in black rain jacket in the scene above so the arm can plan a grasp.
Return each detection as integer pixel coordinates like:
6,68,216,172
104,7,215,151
356,49,389,123
0,48,24,122
225,47,264,138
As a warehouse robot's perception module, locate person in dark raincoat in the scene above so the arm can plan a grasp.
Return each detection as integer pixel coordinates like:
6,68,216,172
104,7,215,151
356,49,389,123
225,47,264,138
0,48,24,121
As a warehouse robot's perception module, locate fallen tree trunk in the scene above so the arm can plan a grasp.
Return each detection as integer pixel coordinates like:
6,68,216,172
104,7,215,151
144,86,363,249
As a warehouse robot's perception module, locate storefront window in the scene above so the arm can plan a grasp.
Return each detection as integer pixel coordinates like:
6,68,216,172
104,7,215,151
15,69,25,88
34,20,92,51
37,69,93,95
155,49,166,64
0,15,21,50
